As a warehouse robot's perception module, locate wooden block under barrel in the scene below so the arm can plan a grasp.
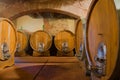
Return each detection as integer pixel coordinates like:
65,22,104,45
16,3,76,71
33,50,50,57
56,51,74,57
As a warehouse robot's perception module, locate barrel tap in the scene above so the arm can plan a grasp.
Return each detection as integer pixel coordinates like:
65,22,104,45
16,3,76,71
62,41,69,54
38,42,44,53
16,43,21,52
0,42,11,61
89,43,106,77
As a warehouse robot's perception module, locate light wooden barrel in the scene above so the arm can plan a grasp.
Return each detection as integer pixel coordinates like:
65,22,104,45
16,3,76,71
85,0,120,80
15,30,28,56
54,30,75,52
0,18,17,70
30,30,52,52
75,20,85,60
17,30,28,52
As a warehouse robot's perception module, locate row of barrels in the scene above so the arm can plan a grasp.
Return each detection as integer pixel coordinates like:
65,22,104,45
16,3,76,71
0,17,80,70
16,30,75,57
0,18,83,70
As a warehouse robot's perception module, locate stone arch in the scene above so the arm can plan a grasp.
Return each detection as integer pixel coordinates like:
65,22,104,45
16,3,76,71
10,8,80,20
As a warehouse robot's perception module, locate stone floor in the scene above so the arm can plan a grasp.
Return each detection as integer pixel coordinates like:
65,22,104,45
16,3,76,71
0,57,90,80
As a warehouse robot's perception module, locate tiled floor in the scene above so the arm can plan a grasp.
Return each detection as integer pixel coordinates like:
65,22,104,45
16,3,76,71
0,57,90,80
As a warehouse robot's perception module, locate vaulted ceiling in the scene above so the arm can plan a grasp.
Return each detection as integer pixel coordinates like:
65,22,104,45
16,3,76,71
0,0,92,20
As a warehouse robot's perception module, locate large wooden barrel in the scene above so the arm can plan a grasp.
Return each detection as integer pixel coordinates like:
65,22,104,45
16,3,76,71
85,0,120,80
0,18,17,70
30,30,52,56
54,30,75,56
15,30,28,56
75,20,84,59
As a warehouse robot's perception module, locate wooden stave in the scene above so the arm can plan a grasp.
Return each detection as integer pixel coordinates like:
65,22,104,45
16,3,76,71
30,30,52,52
0,18,17,69
85,0,120,80
54,30,75,52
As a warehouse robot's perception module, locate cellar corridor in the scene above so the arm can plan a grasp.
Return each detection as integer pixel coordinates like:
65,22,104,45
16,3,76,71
1,0,120,80
0,57,90,80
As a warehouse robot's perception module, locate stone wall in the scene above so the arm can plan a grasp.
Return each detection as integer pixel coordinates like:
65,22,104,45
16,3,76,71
15,13,76,35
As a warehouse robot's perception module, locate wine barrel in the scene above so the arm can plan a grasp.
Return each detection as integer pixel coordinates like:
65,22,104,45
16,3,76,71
85,0,120,80
30,30,52,56
0,18,17,70
54,30,75,56
75,20,85,60
15,30,28,56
